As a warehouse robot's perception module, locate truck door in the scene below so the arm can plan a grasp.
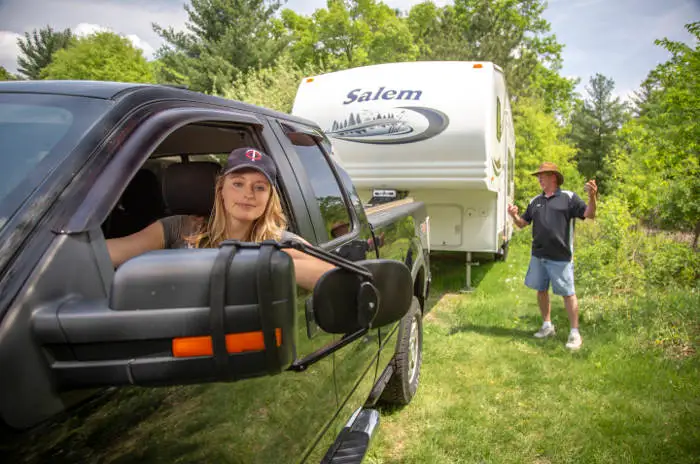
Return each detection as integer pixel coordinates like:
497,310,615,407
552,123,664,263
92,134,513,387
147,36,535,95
269,119,380,456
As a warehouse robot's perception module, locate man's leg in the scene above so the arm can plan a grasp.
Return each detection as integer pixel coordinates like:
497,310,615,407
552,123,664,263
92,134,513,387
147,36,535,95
525,257,555,338
538,290,551,322
563,295,579,329
549,260,582,349
533,290,555,338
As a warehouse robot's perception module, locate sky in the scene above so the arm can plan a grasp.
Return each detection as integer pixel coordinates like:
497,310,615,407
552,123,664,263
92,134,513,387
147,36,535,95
0,0,698,99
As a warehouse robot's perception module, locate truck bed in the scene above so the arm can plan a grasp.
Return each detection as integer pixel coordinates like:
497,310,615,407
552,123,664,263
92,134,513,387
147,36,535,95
365,198,425,229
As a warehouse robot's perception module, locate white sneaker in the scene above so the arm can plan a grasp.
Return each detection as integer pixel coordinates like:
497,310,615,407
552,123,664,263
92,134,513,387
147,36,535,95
566,332,583,350
534,325,556,338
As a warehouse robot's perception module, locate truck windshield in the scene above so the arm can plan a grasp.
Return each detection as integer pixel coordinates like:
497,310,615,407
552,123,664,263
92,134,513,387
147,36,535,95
0,93,110,232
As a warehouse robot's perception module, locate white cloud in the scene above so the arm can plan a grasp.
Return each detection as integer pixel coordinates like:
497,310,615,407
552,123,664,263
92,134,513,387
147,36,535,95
126,34,155,59
0,30,22,74
617,88,637,104
74,22,110,37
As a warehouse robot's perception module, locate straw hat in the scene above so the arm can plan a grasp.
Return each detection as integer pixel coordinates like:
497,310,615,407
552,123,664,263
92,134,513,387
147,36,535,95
531,162,564,185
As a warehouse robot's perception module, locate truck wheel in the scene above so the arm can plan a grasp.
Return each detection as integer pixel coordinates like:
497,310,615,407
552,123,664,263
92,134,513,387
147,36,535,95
380,297,423,406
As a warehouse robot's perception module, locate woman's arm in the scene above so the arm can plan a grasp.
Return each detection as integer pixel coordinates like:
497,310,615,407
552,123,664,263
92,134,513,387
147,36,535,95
106,221,165,267
280,233,336,290
283,247,336,291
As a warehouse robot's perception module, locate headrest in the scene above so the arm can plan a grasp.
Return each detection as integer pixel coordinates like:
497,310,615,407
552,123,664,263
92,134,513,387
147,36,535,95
163,162,221,217
122,169,162,212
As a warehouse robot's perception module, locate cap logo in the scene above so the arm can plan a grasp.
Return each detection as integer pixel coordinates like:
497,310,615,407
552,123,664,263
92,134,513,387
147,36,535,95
245,149,262,161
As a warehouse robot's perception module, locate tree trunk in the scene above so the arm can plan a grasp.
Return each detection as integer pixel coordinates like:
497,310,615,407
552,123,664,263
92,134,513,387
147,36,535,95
693,220,699,251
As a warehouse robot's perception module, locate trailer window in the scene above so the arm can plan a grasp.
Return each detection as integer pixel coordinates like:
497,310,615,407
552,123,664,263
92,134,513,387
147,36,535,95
496,97,502,142
283,129,353,243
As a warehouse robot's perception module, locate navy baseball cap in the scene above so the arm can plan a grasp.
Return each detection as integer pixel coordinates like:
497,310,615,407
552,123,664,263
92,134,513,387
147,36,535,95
222,147,277,185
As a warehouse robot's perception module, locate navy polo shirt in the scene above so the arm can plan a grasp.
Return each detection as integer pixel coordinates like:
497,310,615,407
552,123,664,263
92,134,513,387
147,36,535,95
521,189,587,262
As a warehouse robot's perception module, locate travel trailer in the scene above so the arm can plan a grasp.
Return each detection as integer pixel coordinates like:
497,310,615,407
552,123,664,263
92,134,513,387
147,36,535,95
292,61,515,289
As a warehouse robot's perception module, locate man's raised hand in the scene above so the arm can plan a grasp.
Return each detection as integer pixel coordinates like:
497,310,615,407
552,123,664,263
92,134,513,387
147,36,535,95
507,204,519,217
584,179,598,197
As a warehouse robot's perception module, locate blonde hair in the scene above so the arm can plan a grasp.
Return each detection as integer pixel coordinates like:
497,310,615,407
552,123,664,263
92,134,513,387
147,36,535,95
186,174,288,248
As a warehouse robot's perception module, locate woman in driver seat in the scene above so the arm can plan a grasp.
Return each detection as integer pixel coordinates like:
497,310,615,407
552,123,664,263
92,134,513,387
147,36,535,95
107,147,334,290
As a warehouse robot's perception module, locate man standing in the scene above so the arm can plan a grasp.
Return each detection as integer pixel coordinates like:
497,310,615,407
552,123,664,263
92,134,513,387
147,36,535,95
507,163,597,350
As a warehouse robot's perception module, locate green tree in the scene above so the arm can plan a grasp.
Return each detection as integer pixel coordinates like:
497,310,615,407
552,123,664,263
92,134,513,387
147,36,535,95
282,0,418,70
405,1,444,59
569,73,627,192
512,97,583,205
612,22,699,247
280,9,319,68
16,26,74,79
0,66,18,81
222,54,325,112
41,32,154,83
651,23,700,246
525,63,578,119
630,74,662,118
609,120,660,221
153,0,288,93
406,0,568,102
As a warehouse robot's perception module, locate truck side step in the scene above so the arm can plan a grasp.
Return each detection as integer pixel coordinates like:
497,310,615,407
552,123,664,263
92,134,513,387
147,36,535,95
321,408,380,464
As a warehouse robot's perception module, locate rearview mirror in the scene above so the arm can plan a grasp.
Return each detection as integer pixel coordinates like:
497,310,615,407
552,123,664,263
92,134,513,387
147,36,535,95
312,259,413,334
33,243,297,391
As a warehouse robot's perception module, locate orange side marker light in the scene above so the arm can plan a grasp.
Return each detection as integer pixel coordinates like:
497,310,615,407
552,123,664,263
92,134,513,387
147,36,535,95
172,329,282,358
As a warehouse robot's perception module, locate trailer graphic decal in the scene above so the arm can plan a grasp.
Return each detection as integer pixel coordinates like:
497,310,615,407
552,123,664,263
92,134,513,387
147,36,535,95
326,106,449,145
492,158,503,176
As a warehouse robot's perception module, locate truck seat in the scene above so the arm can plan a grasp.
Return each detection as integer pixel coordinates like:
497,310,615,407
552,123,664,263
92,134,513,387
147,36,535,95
107,168,165,238
162,161,221,217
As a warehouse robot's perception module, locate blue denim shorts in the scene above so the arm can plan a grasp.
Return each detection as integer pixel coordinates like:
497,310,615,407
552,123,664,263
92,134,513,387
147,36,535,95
524,256,576,296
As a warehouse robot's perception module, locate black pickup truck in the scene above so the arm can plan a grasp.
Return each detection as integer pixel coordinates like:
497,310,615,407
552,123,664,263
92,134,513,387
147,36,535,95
0,81,430,463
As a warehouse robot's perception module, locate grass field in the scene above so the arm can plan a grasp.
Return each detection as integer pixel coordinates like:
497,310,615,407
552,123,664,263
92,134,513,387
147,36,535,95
366,234,700,464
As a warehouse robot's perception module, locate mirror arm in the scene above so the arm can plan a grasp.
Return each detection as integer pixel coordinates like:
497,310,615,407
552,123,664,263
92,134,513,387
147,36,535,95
287,328,369,372
225,240,374,281
277,240,374,281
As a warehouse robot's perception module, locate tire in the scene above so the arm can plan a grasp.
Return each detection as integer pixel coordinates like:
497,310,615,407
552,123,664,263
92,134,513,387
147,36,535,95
379,297,423,406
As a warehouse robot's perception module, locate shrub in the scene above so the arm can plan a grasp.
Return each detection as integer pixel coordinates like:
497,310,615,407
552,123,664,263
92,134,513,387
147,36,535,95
575,197,644,296
641,236,700,288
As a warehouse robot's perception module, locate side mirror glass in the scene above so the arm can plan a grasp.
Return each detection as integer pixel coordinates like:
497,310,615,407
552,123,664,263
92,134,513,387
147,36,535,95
312,259,413,333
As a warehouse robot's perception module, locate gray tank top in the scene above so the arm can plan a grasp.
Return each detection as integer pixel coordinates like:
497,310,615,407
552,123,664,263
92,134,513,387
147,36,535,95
159,215,305,249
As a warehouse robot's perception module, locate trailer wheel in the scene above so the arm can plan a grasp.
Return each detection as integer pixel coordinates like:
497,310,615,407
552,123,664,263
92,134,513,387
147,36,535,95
495,240,510,261
379,297,423,406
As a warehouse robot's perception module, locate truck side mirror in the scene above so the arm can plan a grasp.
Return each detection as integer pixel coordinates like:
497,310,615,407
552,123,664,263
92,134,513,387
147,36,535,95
312,259,413,333
32,243,297,390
